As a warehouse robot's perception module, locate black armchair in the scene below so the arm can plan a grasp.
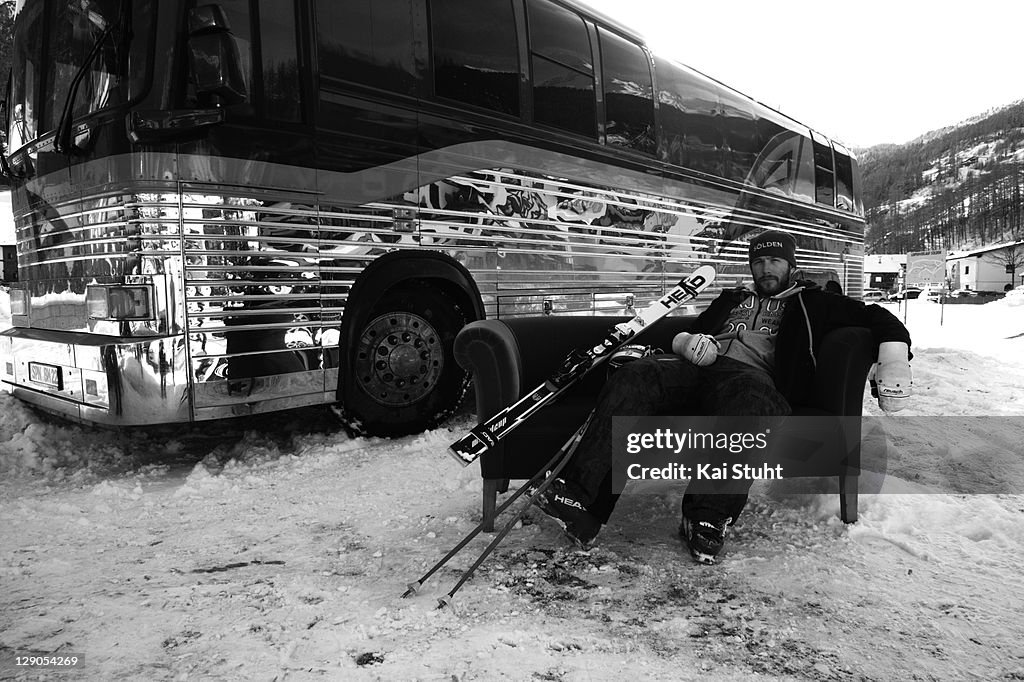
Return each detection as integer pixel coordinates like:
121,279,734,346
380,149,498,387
454,316,875,530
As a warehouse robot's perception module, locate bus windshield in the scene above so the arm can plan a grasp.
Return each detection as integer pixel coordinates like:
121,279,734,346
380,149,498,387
8,0,136,152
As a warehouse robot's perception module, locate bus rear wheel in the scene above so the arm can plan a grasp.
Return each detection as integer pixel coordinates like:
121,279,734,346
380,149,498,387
341,286,470,437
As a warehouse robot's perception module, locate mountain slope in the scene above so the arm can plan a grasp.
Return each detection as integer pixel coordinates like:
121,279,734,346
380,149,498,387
858,100,1024,254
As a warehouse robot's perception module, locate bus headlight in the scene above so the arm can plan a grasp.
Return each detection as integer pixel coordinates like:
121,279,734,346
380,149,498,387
86,285,154,320
9,289,28,316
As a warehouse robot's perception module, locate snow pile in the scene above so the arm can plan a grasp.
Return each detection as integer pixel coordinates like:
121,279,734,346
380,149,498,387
0,393,133,480
91,479,144,501
852,493,1024,568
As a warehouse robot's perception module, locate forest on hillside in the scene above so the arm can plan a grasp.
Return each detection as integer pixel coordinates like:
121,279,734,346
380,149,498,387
0,3,11,81
859,101,1024,254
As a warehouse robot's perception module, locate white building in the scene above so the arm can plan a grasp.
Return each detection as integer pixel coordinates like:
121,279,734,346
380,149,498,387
862,253,906,292
947,240,1024,293
0,191,12,244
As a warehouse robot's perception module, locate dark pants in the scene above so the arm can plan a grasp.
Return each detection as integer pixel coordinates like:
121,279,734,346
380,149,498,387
564,354,791,524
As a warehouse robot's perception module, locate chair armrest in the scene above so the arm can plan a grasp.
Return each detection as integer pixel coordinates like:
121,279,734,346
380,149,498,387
812,327,875,416
452,320,524,423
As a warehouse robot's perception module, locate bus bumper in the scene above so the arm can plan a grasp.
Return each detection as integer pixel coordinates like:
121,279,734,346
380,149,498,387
0,328,191,426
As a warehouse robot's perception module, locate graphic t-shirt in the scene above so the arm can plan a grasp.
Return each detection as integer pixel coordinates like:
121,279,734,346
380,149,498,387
713,290,795,375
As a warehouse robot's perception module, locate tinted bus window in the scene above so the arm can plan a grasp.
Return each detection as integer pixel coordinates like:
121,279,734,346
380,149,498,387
259,0,301,121
598,29,654,154
42,0,134,132
430,0,519,116
833,143,855,211
849,154,864,214
811,132,835,207
655,57,721,175
316,0,419,95
7,1,43,149
527,0,595,137
719,92,759,182
528,0,591,72
752,112,814,202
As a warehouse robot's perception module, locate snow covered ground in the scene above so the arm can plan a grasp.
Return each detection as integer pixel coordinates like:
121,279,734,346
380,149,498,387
1,293,1023,681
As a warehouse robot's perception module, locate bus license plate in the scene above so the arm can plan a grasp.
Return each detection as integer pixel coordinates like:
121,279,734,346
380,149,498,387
29,362,63,390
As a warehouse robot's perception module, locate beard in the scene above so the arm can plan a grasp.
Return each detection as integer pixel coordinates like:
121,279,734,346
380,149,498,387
754,273,790,297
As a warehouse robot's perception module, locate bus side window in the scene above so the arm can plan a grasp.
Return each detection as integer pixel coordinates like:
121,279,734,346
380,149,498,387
791,133,817,203
750,112,814,203
719,91,759,182
811,131,836,208
315,0,420,96
258,0,301,122
526,0,596,139
833,142,855,211
654,57,721,176
598,29,655,155
430,0,520,116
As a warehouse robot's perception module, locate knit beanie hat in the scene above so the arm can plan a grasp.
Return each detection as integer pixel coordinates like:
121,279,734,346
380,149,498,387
748,230,797,268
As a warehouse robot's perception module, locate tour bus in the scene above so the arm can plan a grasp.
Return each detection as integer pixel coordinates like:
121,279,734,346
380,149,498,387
0,0,865,436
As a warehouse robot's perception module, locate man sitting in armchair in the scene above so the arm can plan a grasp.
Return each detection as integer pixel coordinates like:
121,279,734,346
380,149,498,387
535,230,913,564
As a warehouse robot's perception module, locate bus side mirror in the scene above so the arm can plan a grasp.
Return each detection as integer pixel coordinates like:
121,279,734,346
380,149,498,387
187,5,248,105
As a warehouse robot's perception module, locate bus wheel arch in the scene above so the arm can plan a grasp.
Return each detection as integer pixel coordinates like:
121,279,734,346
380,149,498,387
336,251,484,437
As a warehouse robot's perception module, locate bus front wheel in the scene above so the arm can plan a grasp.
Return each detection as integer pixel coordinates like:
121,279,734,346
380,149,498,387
341,286,470,437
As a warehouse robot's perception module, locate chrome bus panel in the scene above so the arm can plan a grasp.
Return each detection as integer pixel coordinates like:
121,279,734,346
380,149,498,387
193,366,325,408
173,189,332,421
496,290,638,318
2,329,191,426
191,388,339,422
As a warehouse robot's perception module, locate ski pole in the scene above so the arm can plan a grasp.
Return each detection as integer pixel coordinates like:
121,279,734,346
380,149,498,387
436,415,592,609
401,458,552,598
405,412,596,599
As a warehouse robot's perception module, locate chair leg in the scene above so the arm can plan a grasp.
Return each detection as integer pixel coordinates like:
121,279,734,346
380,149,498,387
481,479,501,532
839,472,858,524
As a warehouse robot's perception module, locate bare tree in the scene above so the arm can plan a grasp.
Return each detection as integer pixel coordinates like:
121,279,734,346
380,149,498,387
986,242,1024,290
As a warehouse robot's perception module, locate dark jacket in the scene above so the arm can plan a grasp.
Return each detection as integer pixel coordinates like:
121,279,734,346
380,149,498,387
692,280,912,407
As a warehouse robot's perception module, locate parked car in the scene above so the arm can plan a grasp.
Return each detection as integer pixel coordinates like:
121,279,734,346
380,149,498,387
950,288,978,298
923,287,945,302
1006,285,1024,299
862,289,887,302
887,287,922,301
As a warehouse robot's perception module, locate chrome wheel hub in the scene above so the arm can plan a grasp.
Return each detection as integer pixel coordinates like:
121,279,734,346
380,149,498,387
355,312,444,407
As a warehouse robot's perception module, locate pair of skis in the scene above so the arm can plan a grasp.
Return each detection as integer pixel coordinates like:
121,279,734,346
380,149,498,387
403,265,716,607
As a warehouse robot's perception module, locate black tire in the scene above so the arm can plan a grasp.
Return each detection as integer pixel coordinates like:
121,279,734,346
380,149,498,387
339,285,470,437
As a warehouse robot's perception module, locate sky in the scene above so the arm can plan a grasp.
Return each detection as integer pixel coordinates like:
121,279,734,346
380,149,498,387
579,0,1024,149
